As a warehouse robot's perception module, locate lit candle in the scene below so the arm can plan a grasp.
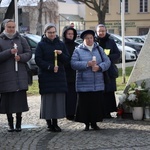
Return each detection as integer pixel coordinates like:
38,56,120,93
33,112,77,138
54,50,58,67
14,43,18,71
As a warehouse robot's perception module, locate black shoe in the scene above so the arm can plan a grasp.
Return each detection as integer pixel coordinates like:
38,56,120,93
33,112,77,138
47,125,55,132
104,114,113,119
15,128,22,132
53,125,62,132
8,127,14,132
84,126,89,131
7,116,14,132
91,123,100,130
66,115,75,121
15,117,22,132
91,125,100,130
84,123,89,131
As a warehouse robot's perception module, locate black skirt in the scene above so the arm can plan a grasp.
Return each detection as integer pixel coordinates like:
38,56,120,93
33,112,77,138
103,91,117,114
0,90,29,114
75,91,104,124
65,82,77,116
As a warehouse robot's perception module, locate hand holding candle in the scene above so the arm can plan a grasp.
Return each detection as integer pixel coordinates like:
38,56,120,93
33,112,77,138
54,50,58,67
92,56,96,72
14,43,18,71
54,50,58,73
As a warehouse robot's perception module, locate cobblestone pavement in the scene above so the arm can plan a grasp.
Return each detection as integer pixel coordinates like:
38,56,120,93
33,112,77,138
1,95,150,150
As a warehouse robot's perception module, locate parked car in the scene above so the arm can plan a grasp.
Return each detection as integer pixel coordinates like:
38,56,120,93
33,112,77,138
75,38,137,62
116,43,137,62
109,34,143,54
75,38,83,44
125,36,145,44
21,33,41,76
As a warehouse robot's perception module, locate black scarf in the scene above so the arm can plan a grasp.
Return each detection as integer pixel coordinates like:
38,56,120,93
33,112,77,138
96,33,110,49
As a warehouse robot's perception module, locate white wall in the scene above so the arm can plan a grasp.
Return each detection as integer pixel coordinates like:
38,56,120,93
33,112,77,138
58,3,78,15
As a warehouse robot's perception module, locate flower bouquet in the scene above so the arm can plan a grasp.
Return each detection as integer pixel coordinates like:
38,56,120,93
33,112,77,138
119,80,150,108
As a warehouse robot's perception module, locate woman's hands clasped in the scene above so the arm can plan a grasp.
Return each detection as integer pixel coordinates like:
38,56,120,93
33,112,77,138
11,48,20,61
87,60,101,72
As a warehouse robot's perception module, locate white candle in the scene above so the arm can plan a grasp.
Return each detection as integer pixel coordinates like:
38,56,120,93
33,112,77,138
92,56,96,61
14,43,18,71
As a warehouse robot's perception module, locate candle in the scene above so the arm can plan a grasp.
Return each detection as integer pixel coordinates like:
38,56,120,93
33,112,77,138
14,43,18,71
92,56,96,61
54,50,58,67
92,56,96,72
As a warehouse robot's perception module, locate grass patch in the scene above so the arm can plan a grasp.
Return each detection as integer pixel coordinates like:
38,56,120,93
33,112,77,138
27,80,39,96
116,66,133,91
27,66,133,96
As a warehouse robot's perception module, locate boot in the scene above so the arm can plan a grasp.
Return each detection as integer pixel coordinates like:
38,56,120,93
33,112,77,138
46,120,55,132
84,123,89,131
91,122,100,130
7,116,14,132
15,117,22,132
52,119,61,132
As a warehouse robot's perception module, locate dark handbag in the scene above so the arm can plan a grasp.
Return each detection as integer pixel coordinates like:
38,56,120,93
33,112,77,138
97,47,110,84
103,71,111,84
108,64,119,78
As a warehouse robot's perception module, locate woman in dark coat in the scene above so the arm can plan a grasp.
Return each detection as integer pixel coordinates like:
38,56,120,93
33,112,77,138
0,19,32,132
62,26,79,120
95,24,120,118
35,23,70,132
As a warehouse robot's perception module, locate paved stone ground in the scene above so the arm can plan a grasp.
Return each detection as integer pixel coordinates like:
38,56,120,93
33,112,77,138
1,95,150,150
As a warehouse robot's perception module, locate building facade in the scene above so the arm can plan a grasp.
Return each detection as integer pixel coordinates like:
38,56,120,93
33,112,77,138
84,0,150,36
0,0,149,36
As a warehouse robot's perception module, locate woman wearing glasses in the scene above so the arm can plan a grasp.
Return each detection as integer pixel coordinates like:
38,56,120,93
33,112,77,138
35,23,70,132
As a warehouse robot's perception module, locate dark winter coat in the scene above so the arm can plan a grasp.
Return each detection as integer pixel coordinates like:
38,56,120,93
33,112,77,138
62,26,79,83
35,36,70,94
95,33,120,91
0,32,32,93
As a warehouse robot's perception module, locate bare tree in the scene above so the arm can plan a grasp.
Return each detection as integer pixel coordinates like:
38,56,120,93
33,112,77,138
1,0,59,34
36,0,59,35
74,0,109,24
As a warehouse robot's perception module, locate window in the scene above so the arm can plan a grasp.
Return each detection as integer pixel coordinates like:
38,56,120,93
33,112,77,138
120,0,128,13
139,0,148,12
125,0,128,13
139,28,149,35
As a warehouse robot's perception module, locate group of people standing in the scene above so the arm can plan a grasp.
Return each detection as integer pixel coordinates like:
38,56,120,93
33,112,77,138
0,19,120,132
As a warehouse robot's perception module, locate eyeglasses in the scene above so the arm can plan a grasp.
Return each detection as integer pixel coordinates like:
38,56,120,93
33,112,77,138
46,31,56,34
6,26,15,29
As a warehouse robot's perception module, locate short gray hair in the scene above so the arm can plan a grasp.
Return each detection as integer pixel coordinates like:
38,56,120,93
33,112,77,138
2,19,15,27
96,24,107,30
44,23,56,33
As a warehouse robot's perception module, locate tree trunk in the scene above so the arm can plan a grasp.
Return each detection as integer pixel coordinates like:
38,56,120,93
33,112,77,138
36,0,43,35
97,11,105,24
